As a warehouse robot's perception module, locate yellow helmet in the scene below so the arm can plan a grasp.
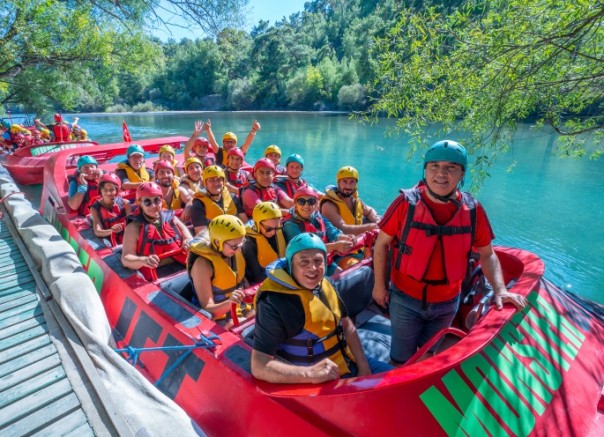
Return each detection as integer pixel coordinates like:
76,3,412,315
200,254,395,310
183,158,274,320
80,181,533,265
159,145,176,157
222,132,237,143
209,215,246,251
252,201,282,225
203,165,225,180
264,145,282,157
184,157,203,171
336,166,359,182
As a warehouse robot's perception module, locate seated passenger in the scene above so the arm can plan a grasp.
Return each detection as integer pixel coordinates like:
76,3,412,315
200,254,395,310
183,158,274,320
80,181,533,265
116,144,155,192
71,125,89,141
204,119,261,168
183,120,215,166
241,158,293,217
154,160,191,211
283,186,358,275
264,145,286,175
224,148,252,195
242,202,286,284
121,182,192,281
320,166,381,236
274,153,315,198
68,155,103,216
180,157,204,195
155,144,183,177
251,233,391,384
89,173,132,245
189,165,248,235
188,215,250,325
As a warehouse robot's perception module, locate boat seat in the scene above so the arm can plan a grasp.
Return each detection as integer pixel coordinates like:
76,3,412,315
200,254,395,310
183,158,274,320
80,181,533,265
332,265,374,318
160,272,194,301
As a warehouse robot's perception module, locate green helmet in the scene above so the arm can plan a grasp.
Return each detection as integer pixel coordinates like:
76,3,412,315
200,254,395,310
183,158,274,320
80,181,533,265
127,144,145,157
77,155,98,169
423,140,467,170
285,233,327,272
286,153,304,167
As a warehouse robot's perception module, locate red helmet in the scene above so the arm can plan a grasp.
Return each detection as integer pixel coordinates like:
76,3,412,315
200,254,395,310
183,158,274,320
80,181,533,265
227,147,245,159
194,137,210,148
293,186,318,201
136,182,162,200
98,173,122,193
154,160,174,174
54,113,63,122
253,158,276,175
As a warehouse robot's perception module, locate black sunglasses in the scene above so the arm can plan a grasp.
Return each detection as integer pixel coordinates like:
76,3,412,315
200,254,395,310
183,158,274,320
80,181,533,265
296,197,318,206
261,223,283,233
142,197,162,207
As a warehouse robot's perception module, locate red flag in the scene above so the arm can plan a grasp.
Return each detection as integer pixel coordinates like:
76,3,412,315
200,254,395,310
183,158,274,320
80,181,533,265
122,121,132,142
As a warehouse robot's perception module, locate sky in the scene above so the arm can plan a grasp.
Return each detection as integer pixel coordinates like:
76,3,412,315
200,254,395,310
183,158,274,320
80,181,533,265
153,0,308,41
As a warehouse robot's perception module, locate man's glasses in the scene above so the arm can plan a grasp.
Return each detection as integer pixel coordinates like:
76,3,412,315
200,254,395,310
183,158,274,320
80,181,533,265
296,197,318,206
261,223,283,233
224,239,245,251
142,197,162,207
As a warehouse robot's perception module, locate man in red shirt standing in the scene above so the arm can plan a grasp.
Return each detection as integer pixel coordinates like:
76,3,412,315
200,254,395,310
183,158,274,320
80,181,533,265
372,140,527,365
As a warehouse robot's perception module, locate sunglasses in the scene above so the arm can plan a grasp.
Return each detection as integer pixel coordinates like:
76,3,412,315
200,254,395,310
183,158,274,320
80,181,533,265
261,223,283,233
224,239,245,251
142,197,162,207
296,197,318,206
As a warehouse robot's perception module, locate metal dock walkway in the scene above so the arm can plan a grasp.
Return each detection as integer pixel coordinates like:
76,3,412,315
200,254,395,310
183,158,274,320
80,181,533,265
0,212,125,435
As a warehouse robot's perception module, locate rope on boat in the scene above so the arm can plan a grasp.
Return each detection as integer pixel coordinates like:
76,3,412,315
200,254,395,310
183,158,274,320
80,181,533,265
114,331,221,386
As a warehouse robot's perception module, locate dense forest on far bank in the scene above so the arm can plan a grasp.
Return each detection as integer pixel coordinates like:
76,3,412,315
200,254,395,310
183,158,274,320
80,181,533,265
1,0,602,162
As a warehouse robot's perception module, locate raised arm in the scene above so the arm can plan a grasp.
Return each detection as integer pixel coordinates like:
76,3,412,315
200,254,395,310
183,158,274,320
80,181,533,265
184,120,205,159
203,119,219,153
240,120,261,154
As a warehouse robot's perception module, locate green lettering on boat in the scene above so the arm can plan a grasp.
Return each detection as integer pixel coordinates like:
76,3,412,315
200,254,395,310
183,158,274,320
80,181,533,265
460,352,536,436
501,321,563,390
484,338,549,415
531,293,585,351
420,368,508,436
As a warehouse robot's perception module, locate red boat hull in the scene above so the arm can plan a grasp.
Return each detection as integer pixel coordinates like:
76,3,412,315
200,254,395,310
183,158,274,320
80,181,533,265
40,139,604,436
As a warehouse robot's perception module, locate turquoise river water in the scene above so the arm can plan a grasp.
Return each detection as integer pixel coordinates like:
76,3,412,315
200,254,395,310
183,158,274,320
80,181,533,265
15,112,604,304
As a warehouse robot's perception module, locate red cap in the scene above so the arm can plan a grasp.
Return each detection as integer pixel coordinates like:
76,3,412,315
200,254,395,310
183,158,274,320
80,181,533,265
227,147,245,159
253,158,276,175
154,160,174,174
54,113,62,122
136,182,162,200
293,186,318,201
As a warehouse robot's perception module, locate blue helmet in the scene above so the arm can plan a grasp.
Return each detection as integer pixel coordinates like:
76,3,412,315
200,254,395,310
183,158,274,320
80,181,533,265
285,233,327,272
127,144,145,157
423,140,468,170
286,153,304,167
77,155,98,169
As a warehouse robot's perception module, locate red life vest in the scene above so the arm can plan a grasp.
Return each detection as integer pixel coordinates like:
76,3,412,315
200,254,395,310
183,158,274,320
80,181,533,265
130,210,186,281
392,186,476,302
52,123,70,142
68,172,99,216
284,213,328,244
274,176,307,198
225,169,250,190
90,197,126,245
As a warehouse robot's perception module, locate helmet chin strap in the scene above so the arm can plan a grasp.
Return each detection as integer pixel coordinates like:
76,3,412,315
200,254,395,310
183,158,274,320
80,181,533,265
426,185,461,207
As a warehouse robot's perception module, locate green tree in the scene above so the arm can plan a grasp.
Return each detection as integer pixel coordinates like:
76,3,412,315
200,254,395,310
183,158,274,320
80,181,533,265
369,0,603,185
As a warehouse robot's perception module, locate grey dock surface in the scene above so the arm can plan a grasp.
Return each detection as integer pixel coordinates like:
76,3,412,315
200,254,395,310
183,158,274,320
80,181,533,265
0,212,128,436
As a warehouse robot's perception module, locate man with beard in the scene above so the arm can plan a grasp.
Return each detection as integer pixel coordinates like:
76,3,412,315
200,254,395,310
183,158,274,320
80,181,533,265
241,158,293,217
320,166,380,236
189,165,248,235
153,160,191,211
